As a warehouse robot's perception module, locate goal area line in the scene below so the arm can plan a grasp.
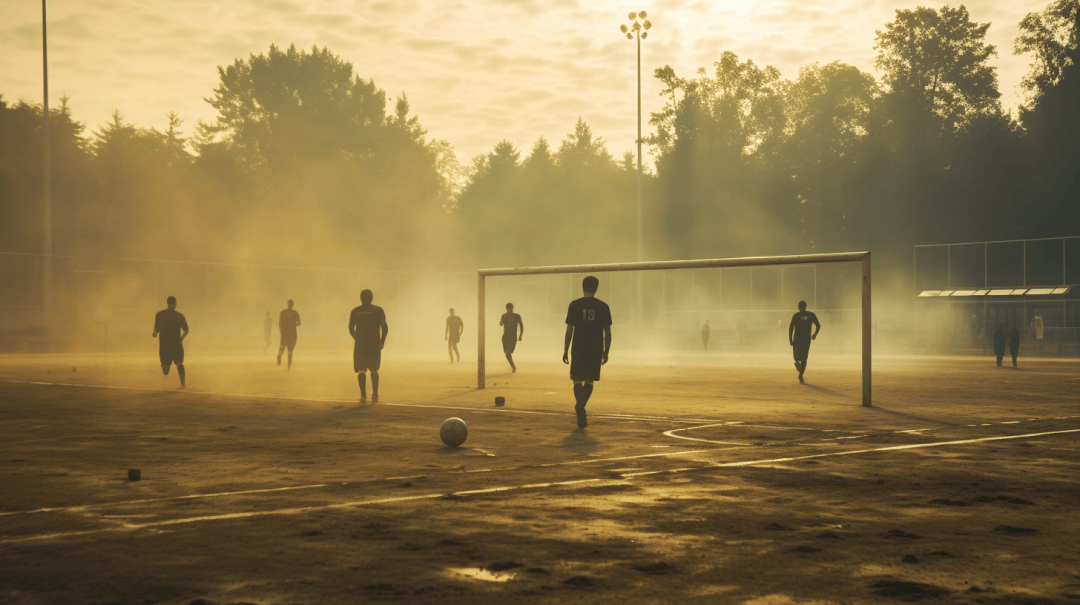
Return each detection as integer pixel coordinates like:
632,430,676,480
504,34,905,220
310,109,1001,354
477,252,872,406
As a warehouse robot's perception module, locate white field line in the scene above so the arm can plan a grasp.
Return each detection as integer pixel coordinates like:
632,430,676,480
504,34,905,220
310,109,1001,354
0,449,710,518
2,428,1078,544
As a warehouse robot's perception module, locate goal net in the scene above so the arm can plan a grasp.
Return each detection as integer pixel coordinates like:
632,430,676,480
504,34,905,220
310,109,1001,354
477,252,872,406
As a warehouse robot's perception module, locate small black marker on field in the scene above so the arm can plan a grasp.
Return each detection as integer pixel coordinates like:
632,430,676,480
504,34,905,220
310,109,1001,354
495,397,505,407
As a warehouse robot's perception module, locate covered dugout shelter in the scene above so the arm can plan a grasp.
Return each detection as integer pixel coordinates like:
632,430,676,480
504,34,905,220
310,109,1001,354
914,236,1080,354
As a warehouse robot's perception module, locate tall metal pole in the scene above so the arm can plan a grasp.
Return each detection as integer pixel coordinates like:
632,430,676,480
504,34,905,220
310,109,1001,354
620,12,650,326
42,0,52,327
635,30,644,324
636,31,642,264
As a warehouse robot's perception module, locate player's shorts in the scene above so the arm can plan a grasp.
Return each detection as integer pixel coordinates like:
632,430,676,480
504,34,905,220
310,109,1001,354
280,332,297,350
569,347,602,382
354,345,381,373
792,340,811,362
449,335,460,345
502,334,517,355
159,342,184,367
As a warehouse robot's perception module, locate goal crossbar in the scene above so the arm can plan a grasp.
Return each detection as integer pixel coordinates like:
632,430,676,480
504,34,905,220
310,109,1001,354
477,251,872,406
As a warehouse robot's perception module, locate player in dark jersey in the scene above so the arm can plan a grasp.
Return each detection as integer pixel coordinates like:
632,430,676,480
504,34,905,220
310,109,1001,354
563,276,612,429
500,303,524,372
277,299,301,370
263,311,273,352
152,296,189,387
349,289,388,402
1007,324,1021,367
701,320,711,351
445,308,464,363
993,324,1006,366
788,301,820,384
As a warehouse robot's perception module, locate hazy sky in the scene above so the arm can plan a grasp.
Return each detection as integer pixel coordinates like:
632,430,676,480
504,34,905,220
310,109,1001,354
0,0,1051,165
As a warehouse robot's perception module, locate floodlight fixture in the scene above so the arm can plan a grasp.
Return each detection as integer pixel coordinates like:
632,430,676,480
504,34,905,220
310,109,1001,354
621,24,628,33
629,11,637,19
644,20,652,30
639,10,647,18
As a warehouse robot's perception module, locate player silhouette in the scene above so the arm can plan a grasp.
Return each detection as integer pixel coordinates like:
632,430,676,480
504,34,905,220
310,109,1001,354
701,320,711,351
500,303,523,372
277,300,301,370
350,289,388,402
152,296,188,387
788,301,820,384
1008,324,1021,367
993,324,1006,366
445,308,464,363
563,276,612,429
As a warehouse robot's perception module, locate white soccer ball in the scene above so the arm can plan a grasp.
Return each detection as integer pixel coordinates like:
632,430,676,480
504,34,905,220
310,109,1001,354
440,417,468,447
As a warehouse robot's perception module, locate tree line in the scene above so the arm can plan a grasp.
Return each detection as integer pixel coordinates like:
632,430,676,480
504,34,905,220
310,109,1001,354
2,2,1077,279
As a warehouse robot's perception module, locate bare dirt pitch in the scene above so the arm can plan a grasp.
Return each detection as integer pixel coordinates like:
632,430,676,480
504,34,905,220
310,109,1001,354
1,351,1079,604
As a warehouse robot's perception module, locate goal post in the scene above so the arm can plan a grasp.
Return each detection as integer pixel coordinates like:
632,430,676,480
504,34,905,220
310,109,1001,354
478,251,872,406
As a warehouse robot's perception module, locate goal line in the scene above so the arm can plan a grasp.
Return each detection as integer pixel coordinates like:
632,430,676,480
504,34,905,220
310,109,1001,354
477,252,872,407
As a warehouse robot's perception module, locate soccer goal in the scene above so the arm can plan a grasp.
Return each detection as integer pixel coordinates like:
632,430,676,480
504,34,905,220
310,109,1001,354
477,251,872,406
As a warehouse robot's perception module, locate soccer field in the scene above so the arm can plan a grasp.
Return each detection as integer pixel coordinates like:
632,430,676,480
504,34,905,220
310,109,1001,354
1,352,1078,604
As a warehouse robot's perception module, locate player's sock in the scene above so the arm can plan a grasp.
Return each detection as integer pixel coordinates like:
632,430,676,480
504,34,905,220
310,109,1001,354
287,352,293,370
371,372,379,401
177,364,186,387
507,354,516,372
582,383,594,406
573,383,584,408
277,349,283,365
162,365,170,376
358,373,367,400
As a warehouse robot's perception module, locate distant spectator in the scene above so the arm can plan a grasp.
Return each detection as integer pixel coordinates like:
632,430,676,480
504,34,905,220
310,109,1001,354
1008,324,1021,368
993,325,1006,367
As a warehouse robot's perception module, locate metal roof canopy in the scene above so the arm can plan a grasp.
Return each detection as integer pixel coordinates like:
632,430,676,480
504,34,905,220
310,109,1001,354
913,236,1080,296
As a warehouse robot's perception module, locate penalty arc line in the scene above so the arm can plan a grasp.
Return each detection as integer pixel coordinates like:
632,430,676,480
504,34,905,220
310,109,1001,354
623,427,1080,477
2,427,1078,544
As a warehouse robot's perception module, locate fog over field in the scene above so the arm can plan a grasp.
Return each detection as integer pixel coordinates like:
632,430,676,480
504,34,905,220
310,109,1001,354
1,0,1077,358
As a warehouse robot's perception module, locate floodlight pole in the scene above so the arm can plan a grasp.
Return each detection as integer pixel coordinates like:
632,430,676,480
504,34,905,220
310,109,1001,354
620,12,651,324
636,25,642,262
42,0,53,327
634,25,646,328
